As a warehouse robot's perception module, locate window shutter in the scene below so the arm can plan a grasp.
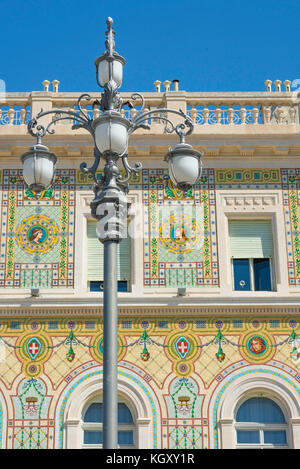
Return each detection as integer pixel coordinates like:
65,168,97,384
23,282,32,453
229,220,273,259
87,220,131,281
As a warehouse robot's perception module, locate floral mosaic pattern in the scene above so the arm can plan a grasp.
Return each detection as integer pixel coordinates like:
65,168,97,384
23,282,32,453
0,315,298,449
0,167,299,288
143,168,218,287
0,169,75,288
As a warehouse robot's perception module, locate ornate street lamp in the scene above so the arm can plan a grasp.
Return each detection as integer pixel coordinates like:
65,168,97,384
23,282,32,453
21,17,202,449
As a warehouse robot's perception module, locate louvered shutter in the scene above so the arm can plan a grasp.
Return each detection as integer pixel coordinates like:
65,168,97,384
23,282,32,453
87,220,131,281
229,220,273,259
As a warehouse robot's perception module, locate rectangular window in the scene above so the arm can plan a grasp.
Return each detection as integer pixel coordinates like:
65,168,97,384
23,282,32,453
236,430,260,444
229,220,274,291
269,320,280,329
89,280,129,292
85,321,96,330
264,430,287,445
48,321,58,330
87,220,131,292
196,320,207,329
121,321,132,329
158,321,169,329
233,320,243,329
10,321,21,330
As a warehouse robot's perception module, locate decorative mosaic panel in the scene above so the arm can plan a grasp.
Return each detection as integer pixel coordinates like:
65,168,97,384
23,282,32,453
0,169,75,288
143,168,218,287
10,378,52,449
0,314,298,449
214,168,300,288
281,169,300,286
0,167,300,289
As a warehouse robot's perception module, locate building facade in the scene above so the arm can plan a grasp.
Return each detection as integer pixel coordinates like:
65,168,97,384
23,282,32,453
0,80,300,449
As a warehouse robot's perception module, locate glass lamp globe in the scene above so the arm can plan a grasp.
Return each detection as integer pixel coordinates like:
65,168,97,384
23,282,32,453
92,111,131,156
95,53,125,88
21,143,57,194
165,142,203,191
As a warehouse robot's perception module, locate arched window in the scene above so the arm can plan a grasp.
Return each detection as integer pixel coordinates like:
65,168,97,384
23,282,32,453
235,397,288,449
82,400,136,449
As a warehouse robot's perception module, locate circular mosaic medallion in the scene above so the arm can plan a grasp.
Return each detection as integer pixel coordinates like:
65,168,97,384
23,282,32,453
90,335,126,362
251,320,261,329
247,335,267,356
15,214,60,256
24,362,43,378
173,361,193,377
159,214,201,254
240,333,274,363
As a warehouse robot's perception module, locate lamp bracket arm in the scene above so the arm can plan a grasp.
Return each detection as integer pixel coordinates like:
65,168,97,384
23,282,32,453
80,147,103,184
130,107,194,142
27,95,95,140
124,92,146,114
117,152,142,185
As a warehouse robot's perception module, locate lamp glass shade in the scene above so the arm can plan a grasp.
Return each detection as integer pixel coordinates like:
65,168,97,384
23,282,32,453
166,143,202,191
169,154,199,186
93,113,130,155
21,145,57,193
97,57,124,88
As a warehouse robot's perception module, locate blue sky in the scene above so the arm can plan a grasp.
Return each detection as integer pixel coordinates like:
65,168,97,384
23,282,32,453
1,0,300,93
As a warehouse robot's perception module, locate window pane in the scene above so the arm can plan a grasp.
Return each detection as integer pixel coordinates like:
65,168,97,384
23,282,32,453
253,258,272,291
90,281,129,292
118,403,133,423
118,431,134,445
84,403,133,424
233,259,251,291
236,398,286,423
84,403,103,423
264,430,287,445
237,430,260,444
83,431,134,446
84,431,102,444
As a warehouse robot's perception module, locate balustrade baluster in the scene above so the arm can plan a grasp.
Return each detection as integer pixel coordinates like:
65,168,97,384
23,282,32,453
93,107,100,120
8,107,15,125
215,108,222,124
276,106,285,125
189,107,197,124
228,107,234,125
240,107,246,124
131,107,138,121
203,108,209,125
20,108,26,125
289,106,297,124
251,107,259,124
262,106,272,124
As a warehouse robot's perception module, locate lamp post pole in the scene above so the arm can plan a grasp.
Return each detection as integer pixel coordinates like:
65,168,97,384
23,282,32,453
21,17,203,450
103,239,118,448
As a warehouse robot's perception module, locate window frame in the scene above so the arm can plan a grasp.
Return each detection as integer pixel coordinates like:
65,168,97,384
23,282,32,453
86,217,132,293
234,396,289,449
81,397,137,449
231,257,274,292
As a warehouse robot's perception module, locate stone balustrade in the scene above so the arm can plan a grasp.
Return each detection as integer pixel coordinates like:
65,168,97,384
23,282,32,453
0,89,299,135
0,96,31,126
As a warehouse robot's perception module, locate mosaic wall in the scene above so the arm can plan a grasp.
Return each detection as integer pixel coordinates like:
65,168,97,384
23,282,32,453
0,169,76,288
141,167,300,288
142,168,217,287
0,315,299,448
0,167,300,288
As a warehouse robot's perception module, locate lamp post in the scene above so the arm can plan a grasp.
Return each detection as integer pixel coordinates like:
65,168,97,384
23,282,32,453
21,17,203,449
